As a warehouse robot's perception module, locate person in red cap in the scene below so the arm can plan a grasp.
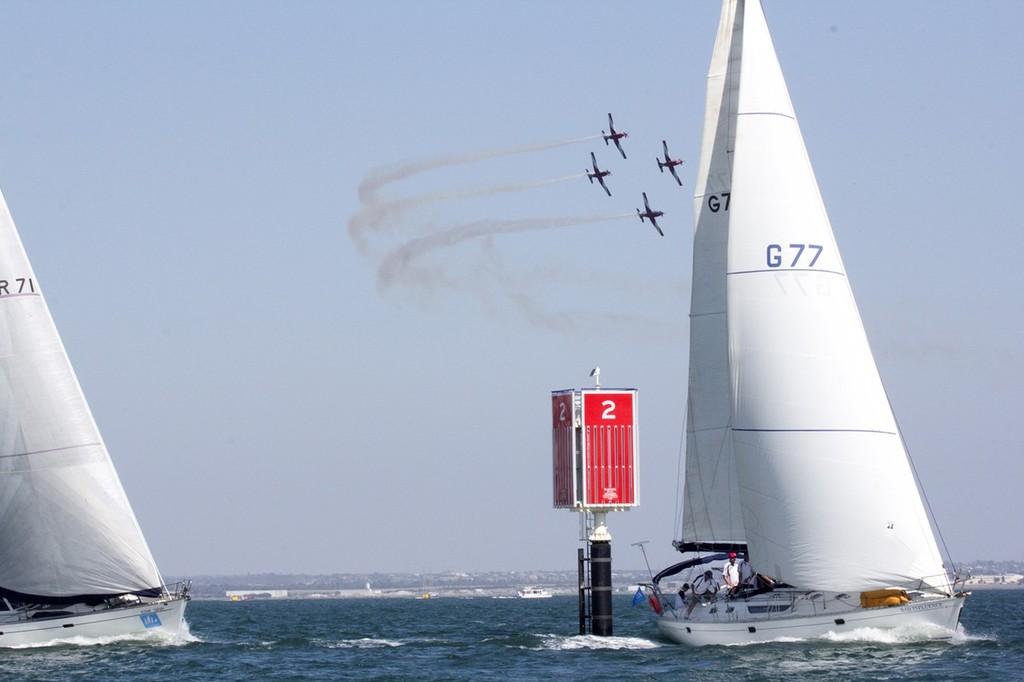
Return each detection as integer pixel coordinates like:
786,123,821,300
722,552,740,596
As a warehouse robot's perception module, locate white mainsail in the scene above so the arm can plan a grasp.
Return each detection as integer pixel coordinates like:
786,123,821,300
683,0,950,594
0,189,164,602
680,0,744,552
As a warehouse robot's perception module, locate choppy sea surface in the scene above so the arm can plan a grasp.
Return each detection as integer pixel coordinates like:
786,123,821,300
0,590,1019,681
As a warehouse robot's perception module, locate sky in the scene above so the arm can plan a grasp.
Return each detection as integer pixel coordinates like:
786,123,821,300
0,1,1021,578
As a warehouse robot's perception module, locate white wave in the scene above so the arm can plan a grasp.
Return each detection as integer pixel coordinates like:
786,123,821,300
8,627,191,650
820,622,958,645
176,619,201,644
320,637,405,649
720,636,808,647
533,633,663,651
946,624,991,644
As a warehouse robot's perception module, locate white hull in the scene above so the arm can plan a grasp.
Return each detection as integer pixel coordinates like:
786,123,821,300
655,591,966,647
0,596,188,648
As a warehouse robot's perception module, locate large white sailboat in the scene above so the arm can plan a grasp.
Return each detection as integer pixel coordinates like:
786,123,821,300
0,189,189,647
641,0,966,646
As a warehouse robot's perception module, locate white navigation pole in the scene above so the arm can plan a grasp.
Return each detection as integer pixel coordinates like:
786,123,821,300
587,366,610,542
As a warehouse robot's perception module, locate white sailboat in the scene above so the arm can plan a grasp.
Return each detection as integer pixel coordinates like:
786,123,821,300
0,189,189,647
641,0,967,646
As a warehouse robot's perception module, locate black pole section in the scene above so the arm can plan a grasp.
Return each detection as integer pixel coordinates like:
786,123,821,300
590,540,612,636
577,547,587,635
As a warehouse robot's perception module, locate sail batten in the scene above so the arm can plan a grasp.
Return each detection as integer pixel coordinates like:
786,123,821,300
733,428,898,435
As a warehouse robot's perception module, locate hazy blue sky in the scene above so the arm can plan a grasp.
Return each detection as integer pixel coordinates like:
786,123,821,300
1,1,1021,578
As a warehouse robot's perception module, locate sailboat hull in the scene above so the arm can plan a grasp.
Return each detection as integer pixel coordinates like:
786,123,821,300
655,592,966,647
0,596,188,648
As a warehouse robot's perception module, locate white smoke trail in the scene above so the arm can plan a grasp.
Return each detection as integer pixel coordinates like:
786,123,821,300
344,133,681,339
377,213,633,291
358,134,602,201
353,173,589,247
506,291,684,341
349,135,602,249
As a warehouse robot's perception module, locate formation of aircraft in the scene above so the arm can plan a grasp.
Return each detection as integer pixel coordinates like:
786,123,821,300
587,152,612,196
656,140,684,186
587,115,678,234
636,192,664,236
601,113,628,159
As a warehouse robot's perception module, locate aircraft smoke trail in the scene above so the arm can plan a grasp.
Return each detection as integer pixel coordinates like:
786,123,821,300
377,212,634,291
405,172,588,207
344,133,680,341
349,134,603,249
359,134,602,201
353,173,589,247
506,290,685,341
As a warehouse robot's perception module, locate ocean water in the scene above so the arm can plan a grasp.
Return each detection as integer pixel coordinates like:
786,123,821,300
0,590,1019,681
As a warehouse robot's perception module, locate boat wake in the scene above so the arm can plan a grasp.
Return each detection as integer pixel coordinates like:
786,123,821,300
949,625,996,644
820,623,959,645
8,622,196,650
532,633,662,651
703,622,965,649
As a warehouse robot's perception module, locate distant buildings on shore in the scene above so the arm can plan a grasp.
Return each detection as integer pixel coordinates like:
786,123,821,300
963,573,1023,588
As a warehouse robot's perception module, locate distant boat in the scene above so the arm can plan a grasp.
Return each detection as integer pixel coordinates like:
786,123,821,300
518,587,552,599
0,189,189,646
639,0,966,646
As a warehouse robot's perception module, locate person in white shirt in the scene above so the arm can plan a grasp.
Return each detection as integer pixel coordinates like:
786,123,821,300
722,552,740,596
686,570,720,617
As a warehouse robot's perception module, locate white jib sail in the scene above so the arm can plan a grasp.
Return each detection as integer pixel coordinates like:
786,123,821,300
0,189,164,600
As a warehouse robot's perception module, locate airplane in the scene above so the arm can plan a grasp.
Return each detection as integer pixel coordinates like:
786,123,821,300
601,113,628,159
636,192,664,236
657,140,684,186
587,152,612,196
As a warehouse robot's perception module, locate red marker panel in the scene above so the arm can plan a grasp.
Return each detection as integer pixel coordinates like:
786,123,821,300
551,391,576,508
581,390,638,508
